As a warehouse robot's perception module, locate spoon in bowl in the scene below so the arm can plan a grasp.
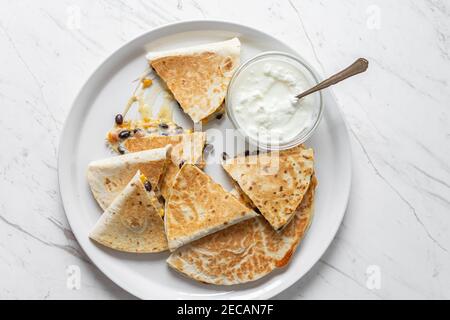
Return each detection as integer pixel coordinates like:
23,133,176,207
296,58,369,100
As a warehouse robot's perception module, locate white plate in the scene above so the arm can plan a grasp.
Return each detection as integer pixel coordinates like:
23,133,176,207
58,20,351,300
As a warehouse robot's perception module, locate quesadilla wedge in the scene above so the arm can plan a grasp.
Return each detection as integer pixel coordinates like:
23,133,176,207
165,164,257,251
106,119,185,155
167,176,317,285
146,38,241,123
87,146,170,210
124,132,207,199
222,145,315,230
124,132,206,167
90,171,168,253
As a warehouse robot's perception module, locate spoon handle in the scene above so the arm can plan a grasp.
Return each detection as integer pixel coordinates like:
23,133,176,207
296,58,369,100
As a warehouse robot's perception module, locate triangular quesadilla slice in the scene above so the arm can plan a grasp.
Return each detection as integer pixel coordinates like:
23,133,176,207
124,132,206,167
222,145,315,230
124,132,207,199
87,146,170,210
165,164,257,251
167,176,317,285
90,171,168,253
146,38,241,123
106,118,186,155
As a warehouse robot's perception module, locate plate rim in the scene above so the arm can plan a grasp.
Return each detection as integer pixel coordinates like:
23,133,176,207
58,19,352,300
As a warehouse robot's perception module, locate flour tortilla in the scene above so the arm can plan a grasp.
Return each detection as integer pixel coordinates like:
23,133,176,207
165,164,257,251
146,38,241,123
167,176,317,285
222,145,315,230
124,132,206,199
124,132,206,166
105,119,182,154
90,171,168,253
87,146,170,210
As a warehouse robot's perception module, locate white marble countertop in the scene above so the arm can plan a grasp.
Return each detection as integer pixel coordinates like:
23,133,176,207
0,0,449,299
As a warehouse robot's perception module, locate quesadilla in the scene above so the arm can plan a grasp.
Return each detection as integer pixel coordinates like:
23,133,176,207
124,132,207,199
222,145,315,230
87,146,169,210
124,132,206,167
165,164,257,251
146,38,241,123
90,171,168,253
167,176,317,285
106,119,185,155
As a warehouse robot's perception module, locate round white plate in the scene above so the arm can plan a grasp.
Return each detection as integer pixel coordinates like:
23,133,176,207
58,20,351,300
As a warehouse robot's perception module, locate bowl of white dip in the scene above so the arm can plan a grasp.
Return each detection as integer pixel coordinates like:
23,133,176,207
226,51,323,150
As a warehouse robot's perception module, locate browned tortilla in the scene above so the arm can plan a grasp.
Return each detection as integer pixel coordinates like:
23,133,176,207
164,164,257,251
90,171,168,253
167,176,317,284
124,132,206,199
147,38,240,123
222,145,315,230
87,147,169,210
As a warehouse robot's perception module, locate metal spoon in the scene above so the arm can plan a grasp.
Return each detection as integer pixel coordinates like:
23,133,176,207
296,58,369,100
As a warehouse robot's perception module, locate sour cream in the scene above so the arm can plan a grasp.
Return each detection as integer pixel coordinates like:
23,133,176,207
228,54,321,147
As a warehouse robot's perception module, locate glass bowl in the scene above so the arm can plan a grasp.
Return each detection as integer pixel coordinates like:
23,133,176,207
225,51,324,151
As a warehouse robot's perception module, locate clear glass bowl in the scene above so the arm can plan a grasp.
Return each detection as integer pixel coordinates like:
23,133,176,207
225,51,324,151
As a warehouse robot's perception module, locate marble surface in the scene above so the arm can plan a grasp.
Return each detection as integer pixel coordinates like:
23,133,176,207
0,0,449,300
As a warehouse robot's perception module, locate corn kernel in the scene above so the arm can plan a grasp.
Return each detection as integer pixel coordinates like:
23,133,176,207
142,78,153,89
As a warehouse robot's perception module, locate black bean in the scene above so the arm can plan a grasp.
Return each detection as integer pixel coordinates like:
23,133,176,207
117,145,126,154
222,152,229,161
216,113,224,120
203,144,214,154
179,160,185,169
175,126,184,134
244,150,250,156
118,130,131,139
159,123,169,129
144,181,152,192
115,114,123,125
